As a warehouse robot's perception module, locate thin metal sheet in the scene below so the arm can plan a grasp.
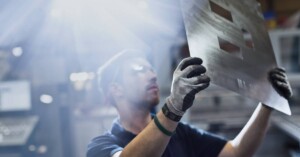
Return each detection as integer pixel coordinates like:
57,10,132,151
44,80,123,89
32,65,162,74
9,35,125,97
180,0,291,115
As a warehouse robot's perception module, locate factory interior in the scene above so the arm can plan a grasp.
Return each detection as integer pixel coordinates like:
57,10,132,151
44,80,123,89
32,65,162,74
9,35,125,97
0,0,300,157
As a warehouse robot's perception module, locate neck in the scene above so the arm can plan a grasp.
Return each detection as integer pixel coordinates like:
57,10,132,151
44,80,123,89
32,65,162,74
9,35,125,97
117,102,152,135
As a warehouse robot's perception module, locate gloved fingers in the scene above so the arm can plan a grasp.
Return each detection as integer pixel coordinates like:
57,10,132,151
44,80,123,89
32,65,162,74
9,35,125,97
273,80,290,90
270,68,286,78
194,75,210,85
273,81,293,98
274,81,289,88
183,74,210,84
195,82,210,92
177,57,203,71
270,73,286,82
187,82,210,92
286,89,293,99
270,67,286,73
186,65,207,78
180,65,206,78
275,67,286,73
278,87,293,99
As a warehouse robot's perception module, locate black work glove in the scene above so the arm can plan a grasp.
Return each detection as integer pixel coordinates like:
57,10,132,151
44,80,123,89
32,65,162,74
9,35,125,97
166,57,210,117
269,67,293,99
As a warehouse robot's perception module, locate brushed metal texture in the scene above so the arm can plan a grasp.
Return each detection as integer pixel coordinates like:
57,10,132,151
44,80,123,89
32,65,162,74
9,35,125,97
180,0,291,115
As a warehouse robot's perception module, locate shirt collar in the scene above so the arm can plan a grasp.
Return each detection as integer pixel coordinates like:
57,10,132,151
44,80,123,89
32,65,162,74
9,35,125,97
111,117,136,142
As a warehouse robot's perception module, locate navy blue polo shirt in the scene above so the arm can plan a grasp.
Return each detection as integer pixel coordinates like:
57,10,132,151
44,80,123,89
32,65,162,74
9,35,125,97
87,117,227,157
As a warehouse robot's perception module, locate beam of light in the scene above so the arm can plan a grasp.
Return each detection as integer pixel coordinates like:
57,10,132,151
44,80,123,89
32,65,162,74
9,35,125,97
0,0,185,92
0,0,184,60
0,0,48,47
27,0,183,55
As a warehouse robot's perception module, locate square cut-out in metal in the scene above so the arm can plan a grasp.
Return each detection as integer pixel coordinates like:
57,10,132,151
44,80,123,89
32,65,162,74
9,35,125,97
180,0,291,115
218,37,242,59
209,0,233,22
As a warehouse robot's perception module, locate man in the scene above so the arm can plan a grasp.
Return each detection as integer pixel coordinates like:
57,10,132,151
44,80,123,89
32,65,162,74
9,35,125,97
87,49,292,157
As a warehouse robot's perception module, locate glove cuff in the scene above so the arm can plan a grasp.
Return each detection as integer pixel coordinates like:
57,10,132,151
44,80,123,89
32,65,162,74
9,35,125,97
165,97,185,116
162,103,182,122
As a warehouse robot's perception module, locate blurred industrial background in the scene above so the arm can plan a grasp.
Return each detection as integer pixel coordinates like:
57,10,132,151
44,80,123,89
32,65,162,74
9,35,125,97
0,0,300,157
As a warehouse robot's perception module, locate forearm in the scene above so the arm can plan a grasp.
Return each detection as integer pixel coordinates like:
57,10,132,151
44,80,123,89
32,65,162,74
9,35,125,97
231,103,272,157
119,111,178,157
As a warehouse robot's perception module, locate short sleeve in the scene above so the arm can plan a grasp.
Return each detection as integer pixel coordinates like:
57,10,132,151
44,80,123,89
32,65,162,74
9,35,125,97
87,134,123,157
178,123,227,157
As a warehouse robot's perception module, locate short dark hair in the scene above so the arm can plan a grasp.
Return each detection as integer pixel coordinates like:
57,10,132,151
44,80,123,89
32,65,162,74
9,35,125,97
97,49,151,105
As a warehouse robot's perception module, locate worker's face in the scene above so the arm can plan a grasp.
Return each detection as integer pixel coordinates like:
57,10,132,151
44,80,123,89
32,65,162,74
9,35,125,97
119,57,159,109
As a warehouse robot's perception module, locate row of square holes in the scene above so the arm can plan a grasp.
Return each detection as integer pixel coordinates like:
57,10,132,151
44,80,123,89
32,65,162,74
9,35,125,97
209,0,255,58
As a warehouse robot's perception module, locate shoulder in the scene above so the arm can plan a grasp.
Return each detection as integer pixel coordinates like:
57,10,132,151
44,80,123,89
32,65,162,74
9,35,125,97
89,132,119,144
87,132,123,157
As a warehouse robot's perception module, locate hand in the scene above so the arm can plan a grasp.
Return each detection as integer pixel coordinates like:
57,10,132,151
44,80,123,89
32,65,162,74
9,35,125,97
166,57,210,117
269,67,293,99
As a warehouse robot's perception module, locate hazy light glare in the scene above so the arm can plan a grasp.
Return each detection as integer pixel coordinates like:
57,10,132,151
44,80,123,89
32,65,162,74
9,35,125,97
45,0,179,54
50,9,62,18
70,72,95,82
12,47,23,57
40,94,53,104
137,1,149,10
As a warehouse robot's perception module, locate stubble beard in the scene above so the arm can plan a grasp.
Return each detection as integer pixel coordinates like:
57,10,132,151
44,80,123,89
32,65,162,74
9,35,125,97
133,96,159,111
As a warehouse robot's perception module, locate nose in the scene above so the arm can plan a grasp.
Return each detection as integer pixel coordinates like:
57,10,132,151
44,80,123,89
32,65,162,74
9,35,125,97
148,69,157,83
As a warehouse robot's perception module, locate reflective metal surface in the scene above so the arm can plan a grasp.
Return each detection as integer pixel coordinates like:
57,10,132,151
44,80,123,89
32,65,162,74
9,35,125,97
180,0,291,115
